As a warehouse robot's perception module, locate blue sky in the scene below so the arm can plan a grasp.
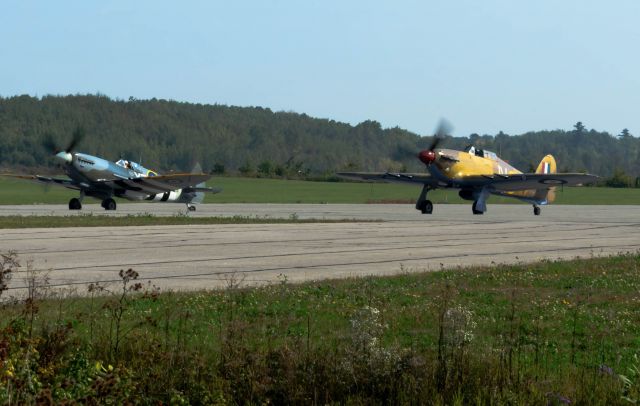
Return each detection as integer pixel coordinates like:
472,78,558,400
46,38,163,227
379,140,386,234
1,0,638,137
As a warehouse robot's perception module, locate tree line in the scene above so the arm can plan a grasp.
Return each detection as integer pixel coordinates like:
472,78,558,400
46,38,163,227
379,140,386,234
0,94,638,184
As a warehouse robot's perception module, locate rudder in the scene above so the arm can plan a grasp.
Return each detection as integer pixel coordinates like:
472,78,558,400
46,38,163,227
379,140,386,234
534,155,557,203
191,162,206,204
535,154,556,174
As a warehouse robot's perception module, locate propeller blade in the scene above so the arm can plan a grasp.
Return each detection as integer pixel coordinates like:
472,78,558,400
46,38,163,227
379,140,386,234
428,137,442,152
42,133,59,154
434,119,453,139
428,119,453,151
41,126,84,164
65,126,85,153
418,119,454,166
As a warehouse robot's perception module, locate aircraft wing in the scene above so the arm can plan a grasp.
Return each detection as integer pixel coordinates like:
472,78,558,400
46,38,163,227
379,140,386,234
4,172,215,196
460,173,599,191
100,173,213,194
337,171,598,191
337,172,439,186
0,174,82,191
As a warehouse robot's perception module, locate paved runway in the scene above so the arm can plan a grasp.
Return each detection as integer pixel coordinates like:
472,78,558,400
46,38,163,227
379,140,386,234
1,204,639,295
1,202,639,221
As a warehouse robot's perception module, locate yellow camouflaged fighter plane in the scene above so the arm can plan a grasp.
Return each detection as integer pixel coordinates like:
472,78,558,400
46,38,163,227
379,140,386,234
338,122,598,216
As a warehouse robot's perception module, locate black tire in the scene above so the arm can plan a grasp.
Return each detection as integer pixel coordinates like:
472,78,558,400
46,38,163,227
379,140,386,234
472,201,483,215
422,200,433,214
533,206,541,216
417,200,433,214
103,198,117,211
68,198,82,210
188,205,196,212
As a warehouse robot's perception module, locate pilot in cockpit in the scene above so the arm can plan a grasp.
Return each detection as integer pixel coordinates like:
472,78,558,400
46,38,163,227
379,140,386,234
117,159,133,170
466,146,485,158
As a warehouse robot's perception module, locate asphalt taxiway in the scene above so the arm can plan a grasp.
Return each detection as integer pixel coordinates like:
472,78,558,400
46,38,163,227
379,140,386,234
1,204,639,295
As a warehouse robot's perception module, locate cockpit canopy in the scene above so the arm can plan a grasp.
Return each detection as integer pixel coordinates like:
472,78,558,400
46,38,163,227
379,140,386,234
115,159,157,176
465,146,497,161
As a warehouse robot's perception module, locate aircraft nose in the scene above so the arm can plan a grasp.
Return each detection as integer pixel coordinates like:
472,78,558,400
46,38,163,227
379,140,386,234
54,151,73,163
418,150,436,165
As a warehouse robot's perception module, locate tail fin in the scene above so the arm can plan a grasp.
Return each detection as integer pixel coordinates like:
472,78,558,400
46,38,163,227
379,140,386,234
534,155,557,203
191,162,204,174
191,163,206,204
535,154,556,174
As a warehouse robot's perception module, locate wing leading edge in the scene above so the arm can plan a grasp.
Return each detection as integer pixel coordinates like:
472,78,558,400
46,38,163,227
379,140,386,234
337,172,438,186
2,173,213,196
337,171,598,191
1,174,82,191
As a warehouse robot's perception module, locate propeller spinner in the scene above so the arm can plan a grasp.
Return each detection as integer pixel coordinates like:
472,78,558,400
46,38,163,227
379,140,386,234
418,119,452,166
44,126,85,164
418,150,436,165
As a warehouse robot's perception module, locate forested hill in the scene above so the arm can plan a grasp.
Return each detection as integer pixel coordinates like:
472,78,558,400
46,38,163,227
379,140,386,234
0,94,638,178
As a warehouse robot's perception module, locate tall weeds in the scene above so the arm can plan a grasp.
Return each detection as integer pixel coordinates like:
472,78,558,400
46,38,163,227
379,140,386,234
0,251,636,404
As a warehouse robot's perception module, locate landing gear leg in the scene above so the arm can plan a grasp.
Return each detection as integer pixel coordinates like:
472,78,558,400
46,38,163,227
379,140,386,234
101,198,117,211
472,201,484,215
415,185,433,214
472,187,490,215
533,205,541,216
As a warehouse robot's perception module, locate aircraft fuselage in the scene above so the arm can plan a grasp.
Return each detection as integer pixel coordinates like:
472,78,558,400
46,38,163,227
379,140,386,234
431,148,521,179
61,153,195,203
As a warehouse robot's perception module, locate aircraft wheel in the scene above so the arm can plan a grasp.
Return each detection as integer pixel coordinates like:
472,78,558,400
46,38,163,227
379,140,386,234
422,200,433,214
68,198,82,210
472,201,484,215
533,205,541,216
188,205,196,212
417,200,433,214
102,198,117,211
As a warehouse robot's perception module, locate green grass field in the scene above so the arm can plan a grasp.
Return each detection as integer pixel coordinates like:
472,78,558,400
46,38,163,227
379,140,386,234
0,176,638,205
0,253,639,403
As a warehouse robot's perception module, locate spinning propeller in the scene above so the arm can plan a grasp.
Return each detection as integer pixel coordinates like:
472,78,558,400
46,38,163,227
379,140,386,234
43,126,85,164
418,119,452,166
